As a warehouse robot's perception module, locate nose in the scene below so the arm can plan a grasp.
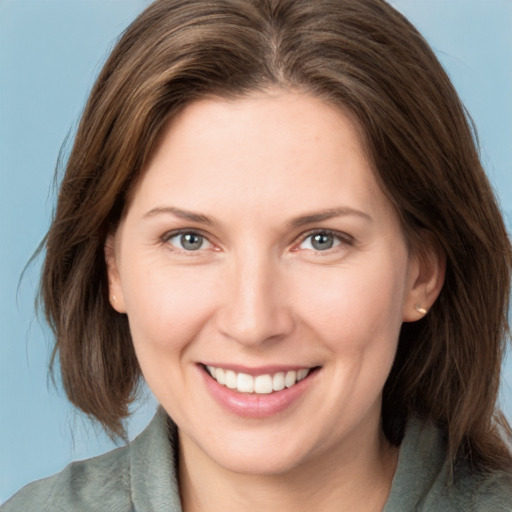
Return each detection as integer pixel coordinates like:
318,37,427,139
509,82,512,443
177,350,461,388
216,252,295,348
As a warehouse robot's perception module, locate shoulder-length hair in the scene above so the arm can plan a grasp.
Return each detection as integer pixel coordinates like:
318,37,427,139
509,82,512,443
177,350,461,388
41,0,512,472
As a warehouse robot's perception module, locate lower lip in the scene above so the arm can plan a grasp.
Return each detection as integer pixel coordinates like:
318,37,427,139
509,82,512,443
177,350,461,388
200,366,317,418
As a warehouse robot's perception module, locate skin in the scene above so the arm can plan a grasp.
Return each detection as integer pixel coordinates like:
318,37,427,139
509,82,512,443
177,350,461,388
106,90,444,512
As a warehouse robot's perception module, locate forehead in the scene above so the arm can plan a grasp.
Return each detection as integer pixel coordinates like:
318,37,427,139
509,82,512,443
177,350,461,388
124,90,396,227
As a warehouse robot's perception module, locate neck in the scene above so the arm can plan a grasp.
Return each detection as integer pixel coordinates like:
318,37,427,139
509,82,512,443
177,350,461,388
178,419,398,512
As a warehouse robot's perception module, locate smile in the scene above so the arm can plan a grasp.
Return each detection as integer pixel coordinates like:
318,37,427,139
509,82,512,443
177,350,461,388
205,365,312,394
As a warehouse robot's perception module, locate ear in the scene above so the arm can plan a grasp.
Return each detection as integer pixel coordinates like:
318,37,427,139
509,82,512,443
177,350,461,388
104,233,127,313
402,234,445,322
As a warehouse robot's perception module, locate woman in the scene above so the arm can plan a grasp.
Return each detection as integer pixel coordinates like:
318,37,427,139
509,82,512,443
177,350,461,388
2,0,511,510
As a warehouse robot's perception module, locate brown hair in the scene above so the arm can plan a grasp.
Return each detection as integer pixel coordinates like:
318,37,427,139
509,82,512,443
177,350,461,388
42,0,512,472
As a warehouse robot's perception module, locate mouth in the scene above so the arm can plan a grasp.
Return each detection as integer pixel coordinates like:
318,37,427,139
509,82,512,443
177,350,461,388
202,364,319,395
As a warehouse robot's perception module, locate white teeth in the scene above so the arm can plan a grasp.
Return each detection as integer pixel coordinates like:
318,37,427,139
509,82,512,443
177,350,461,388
285,370,297,388
237,373,254,393
254,374,273,394
272,372,285,391
297,369,308,381
206,366,312,394
225,370,237,389
216,367,226,385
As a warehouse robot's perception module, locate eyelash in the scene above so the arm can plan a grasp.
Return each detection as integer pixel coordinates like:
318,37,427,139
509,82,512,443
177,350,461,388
161,229,353,254
161,229,214,254
295,229,354,253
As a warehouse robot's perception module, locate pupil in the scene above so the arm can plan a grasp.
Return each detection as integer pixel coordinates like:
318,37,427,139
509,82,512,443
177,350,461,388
181,233,202,250
312,233,333,250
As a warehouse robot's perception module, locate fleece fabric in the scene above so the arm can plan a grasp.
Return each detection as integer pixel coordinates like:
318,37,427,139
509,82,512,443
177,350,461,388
2,409,511,511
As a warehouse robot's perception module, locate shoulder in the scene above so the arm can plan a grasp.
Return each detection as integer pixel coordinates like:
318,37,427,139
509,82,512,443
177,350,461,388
0,443,132,512
448,465,512,511
386,418,512,511
1,409,180,512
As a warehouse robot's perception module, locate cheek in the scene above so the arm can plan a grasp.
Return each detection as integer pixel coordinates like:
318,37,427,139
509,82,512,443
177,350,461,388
122,265,221,402
291,256,408,350
121,262,219,354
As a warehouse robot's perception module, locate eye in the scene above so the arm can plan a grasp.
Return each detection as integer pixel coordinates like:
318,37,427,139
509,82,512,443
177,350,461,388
298,231,348,251
164,231,213,251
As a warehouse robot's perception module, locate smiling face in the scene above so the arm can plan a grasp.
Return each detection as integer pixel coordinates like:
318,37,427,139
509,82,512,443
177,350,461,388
106,91,437,477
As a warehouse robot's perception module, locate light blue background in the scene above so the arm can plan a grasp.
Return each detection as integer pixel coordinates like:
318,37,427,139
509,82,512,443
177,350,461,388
1,0,511,504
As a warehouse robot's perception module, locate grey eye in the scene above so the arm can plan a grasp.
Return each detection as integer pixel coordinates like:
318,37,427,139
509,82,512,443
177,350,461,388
299,232,342,251
311,233,335,250
179,232,204,250
167,231,211,251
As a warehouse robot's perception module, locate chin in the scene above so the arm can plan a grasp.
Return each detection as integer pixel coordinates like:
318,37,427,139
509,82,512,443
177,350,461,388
208,444,308,476
180,421,328,477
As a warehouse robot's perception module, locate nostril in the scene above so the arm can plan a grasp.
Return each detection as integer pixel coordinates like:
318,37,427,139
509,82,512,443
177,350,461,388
216,302,295,347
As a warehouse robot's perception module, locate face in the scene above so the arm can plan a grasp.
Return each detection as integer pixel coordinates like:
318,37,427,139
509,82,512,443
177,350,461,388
107,91,434,476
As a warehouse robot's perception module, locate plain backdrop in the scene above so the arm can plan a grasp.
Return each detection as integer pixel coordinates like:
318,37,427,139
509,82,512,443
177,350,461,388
1,0,511,504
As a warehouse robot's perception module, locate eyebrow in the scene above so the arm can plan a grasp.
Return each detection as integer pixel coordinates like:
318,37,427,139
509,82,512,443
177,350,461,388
288,207,373,228
144,205,372,227
143,206,215,225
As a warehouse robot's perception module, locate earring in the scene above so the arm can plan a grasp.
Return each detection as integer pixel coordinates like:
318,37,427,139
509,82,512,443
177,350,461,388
112,295,117,304
414,304,427,315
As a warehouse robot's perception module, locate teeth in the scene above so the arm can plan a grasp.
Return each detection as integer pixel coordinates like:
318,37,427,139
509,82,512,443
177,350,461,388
297,368,308,381
216,368,226,385
225,370,237,389
237,373,254,393
206,366,312,394
272,372,285,391
285,370,296,388
254,374,273,394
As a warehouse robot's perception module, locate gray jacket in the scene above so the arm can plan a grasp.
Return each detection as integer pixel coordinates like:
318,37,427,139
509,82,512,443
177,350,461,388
2,409,511,511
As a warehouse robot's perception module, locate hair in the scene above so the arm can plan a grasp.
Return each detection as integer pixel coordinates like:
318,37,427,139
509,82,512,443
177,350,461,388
41,0,512,473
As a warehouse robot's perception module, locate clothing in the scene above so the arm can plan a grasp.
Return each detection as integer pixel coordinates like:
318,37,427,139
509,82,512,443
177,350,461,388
2,409,511,511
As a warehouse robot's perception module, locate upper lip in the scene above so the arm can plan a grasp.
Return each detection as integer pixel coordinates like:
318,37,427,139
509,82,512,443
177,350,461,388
200,363,319,376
